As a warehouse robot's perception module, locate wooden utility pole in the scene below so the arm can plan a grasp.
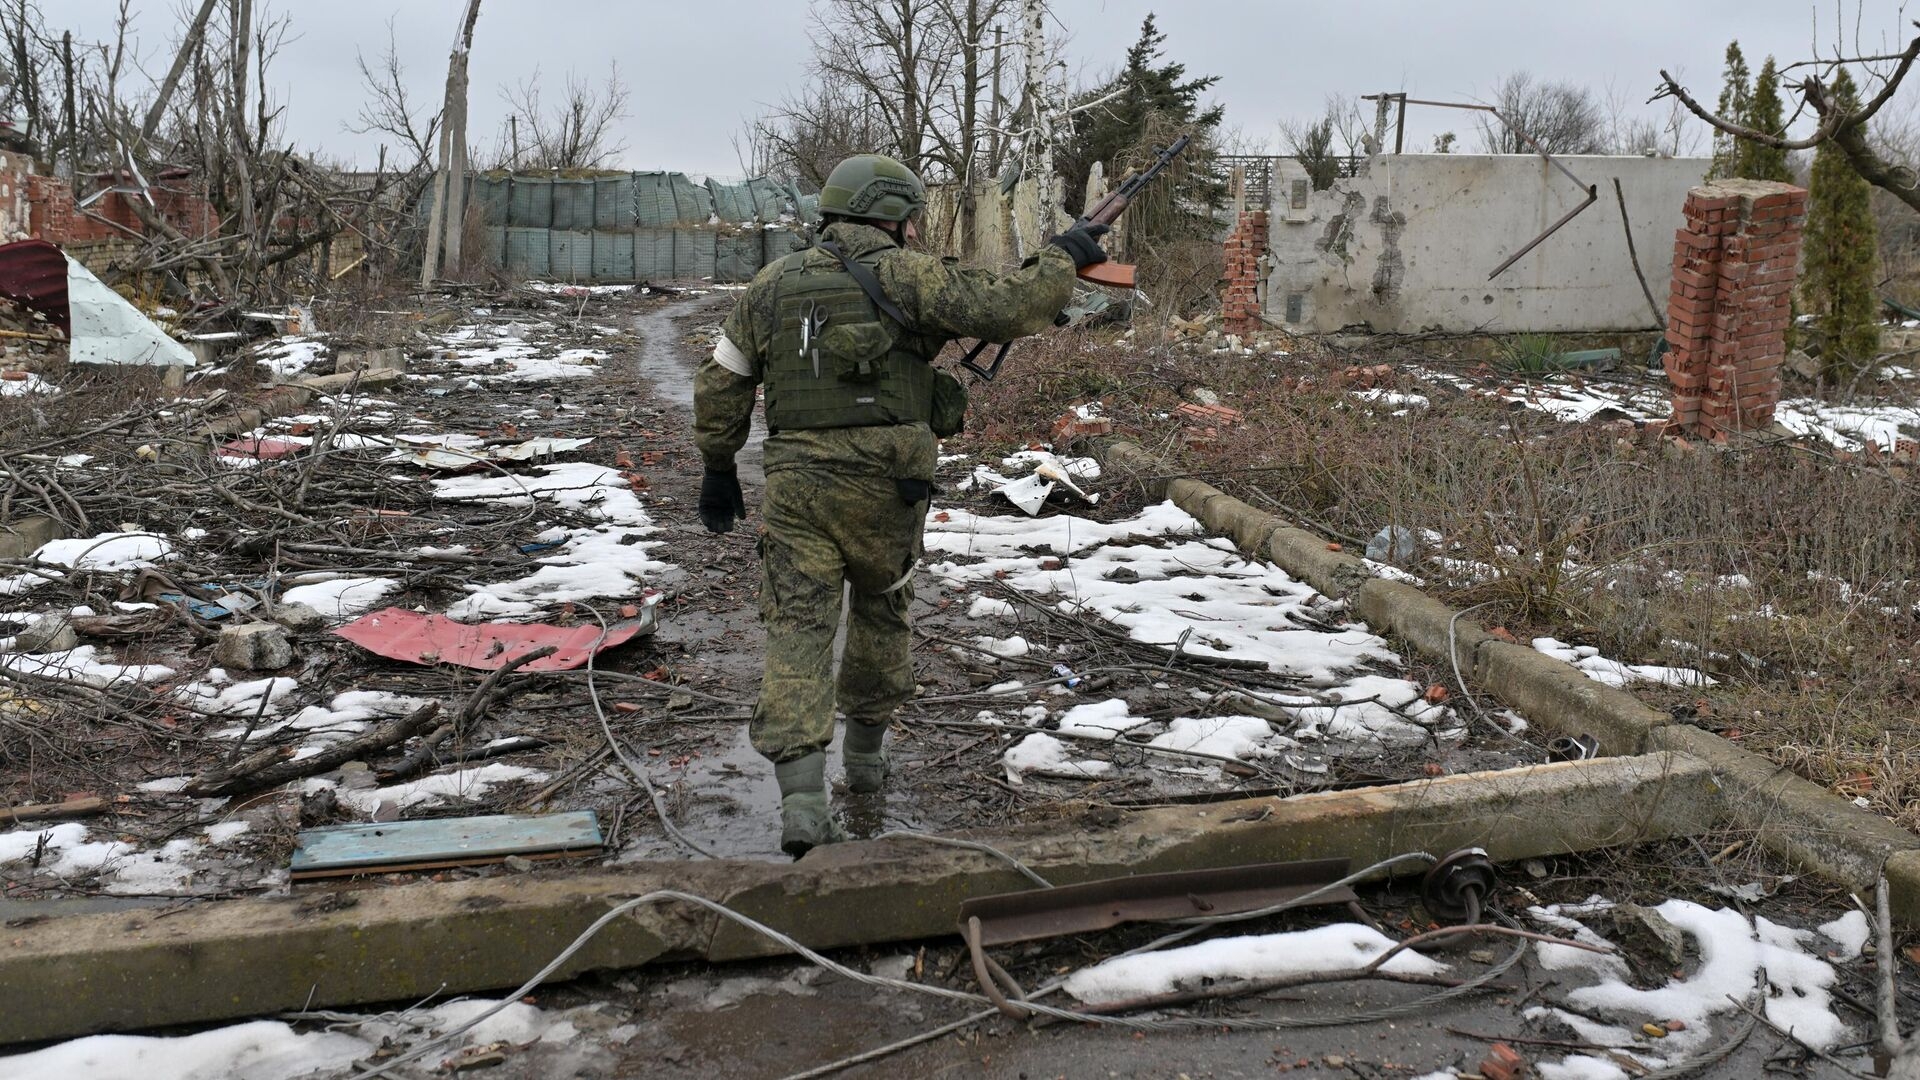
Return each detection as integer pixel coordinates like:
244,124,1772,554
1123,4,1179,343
421,0,483,288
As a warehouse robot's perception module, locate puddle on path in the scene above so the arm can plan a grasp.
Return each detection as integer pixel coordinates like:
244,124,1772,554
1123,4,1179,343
631,296,765,487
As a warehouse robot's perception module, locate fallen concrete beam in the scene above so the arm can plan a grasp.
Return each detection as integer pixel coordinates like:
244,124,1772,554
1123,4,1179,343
1646,725,1920,900
0,754,1713,1044
299,367,402,394
1090,436,1920,925
1474,641,1671,756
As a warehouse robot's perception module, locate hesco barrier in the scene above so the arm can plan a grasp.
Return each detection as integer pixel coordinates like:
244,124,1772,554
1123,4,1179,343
431,170,816,283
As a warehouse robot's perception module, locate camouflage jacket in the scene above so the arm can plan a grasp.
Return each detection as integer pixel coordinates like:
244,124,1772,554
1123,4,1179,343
694,221,1076,482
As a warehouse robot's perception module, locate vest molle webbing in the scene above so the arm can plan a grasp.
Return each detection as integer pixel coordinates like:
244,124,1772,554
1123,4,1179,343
763,249,939,433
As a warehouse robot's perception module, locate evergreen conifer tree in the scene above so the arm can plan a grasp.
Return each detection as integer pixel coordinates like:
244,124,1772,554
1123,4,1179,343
1711,42,1751,179
1802,69,1882,378
1738,58,1792,182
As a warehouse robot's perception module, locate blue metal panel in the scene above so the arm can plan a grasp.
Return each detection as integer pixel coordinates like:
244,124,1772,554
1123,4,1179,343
549,229,594,281
291,811,603,874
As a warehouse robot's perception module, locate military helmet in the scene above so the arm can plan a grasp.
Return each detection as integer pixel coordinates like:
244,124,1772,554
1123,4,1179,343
819,154,926,222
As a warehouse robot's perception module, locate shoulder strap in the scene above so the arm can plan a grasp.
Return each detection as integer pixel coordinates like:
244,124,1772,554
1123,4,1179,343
817,241,909,327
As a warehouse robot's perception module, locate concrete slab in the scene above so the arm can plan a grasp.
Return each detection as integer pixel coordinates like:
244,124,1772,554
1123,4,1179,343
0,754,1716,1044
0,514,60,560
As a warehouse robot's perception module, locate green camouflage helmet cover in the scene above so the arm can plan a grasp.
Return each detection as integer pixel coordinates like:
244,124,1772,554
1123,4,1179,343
818,155,926,222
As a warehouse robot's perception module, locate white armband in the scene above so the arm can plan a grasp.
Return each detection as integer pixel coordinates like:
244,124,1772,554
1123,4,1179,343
712,333,756,377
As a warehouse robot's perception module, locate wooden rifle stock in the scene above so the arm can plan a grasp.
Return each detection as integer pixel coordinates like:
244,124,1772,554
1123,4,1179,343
1064,132,1191,290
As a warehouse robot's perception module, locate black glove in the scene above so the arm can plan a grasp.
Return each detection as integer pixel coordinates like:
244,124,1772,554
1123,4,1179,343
1047,223,1111,269
699,468,747,534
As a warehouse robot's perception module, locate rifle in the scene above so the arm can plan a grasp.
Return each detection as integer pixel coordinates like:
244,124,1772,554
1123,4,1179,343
956,132,1193,380
1066,132,1192,290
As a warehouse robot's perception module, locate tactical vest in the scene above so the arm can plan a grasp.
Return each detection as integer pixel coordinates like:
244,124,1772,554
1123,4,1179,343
762,247,940,433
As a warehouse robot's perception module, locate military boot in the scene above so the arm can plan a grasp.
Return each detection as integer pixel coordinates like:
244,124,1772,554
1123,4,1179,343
774,752,846,858
842,719,890,795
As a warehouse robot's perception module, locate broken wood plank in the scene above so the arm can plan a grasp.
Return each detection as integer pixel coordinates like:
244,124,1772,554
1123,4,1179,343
290,811,603,879
0,796,108,825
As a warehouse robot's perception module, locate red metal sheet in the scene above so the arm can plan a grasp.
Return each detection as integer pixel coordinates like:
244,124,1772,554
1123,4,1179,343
219,437,304,459
334,607,643,671
0,238,71,334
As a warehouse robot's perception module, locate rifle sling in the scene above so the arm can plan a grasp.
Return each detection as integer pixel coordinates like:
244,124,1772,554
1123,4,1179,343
819,239,1011,380
817,241,910,327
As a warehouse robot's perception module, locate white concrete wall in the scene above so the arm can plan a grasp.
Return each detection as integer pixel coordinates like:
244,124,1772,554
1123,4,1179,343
1267,153,1710,334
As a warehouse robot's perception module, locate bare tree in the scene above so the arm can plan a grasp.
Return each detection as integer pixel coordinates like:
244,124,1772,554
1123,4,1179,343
1655,13,1920,213
748,80,895,189
500,65,629,172
1603,80,1704,156
350,21,440,169
750,0,1014,189
1281,95,1368,190
1475,72,1607,155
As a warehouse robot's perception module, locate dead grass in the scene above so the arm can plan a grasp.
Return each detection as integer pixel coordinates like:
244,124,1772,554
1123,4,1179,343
958,328,1920,829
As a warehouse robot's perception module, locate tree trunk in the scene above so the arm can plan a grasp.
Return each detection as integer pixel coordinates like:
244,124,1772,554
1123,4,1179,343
1831,117,1920,215
141,0,221,145
228,0,256,282
60,31,76,191
1016,0,1058,258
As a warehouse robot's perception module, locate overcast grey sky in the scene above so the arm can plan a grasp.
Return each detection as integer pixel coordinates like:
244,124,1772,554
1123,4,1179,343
53,1,1915,177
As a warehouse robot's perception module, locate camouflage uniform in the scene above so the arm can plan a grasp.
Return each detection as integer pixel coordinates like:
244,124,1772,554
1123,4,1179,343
695,221,1075,767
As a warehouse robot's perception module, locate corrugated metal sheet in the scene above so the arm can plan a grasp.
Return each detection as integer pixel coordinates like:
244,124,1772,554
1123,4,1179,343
592,230,636,280
0,239,72,333
549,230,594,280
509,180,553,228
506,228,550,277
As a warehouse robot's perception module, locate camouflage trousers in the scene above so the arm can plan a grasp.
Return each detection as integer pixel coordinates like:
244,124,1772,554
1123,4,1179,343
749,468,927,765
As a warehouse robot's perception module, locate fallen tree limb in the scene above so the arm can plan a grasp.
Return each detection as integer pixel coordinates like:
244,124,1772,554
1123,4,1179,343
373,645,557,784
0,796,108,824
185,702,441,797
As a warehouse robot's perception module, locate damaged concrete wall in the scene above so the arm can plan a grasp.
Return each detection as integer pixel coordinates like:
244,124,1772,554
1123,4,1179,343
1268,153,1710,334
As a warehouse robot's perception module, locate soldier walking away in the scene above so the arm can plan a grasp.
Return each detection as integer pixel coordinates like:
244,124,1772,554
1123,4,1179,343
693,154,1111,856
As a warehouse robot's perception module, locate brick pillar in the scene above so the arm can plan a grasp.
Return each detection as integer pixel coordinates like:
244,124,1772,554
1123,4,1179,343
1221,208,1269,336
1663,180,1807,440
24,173,77,244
